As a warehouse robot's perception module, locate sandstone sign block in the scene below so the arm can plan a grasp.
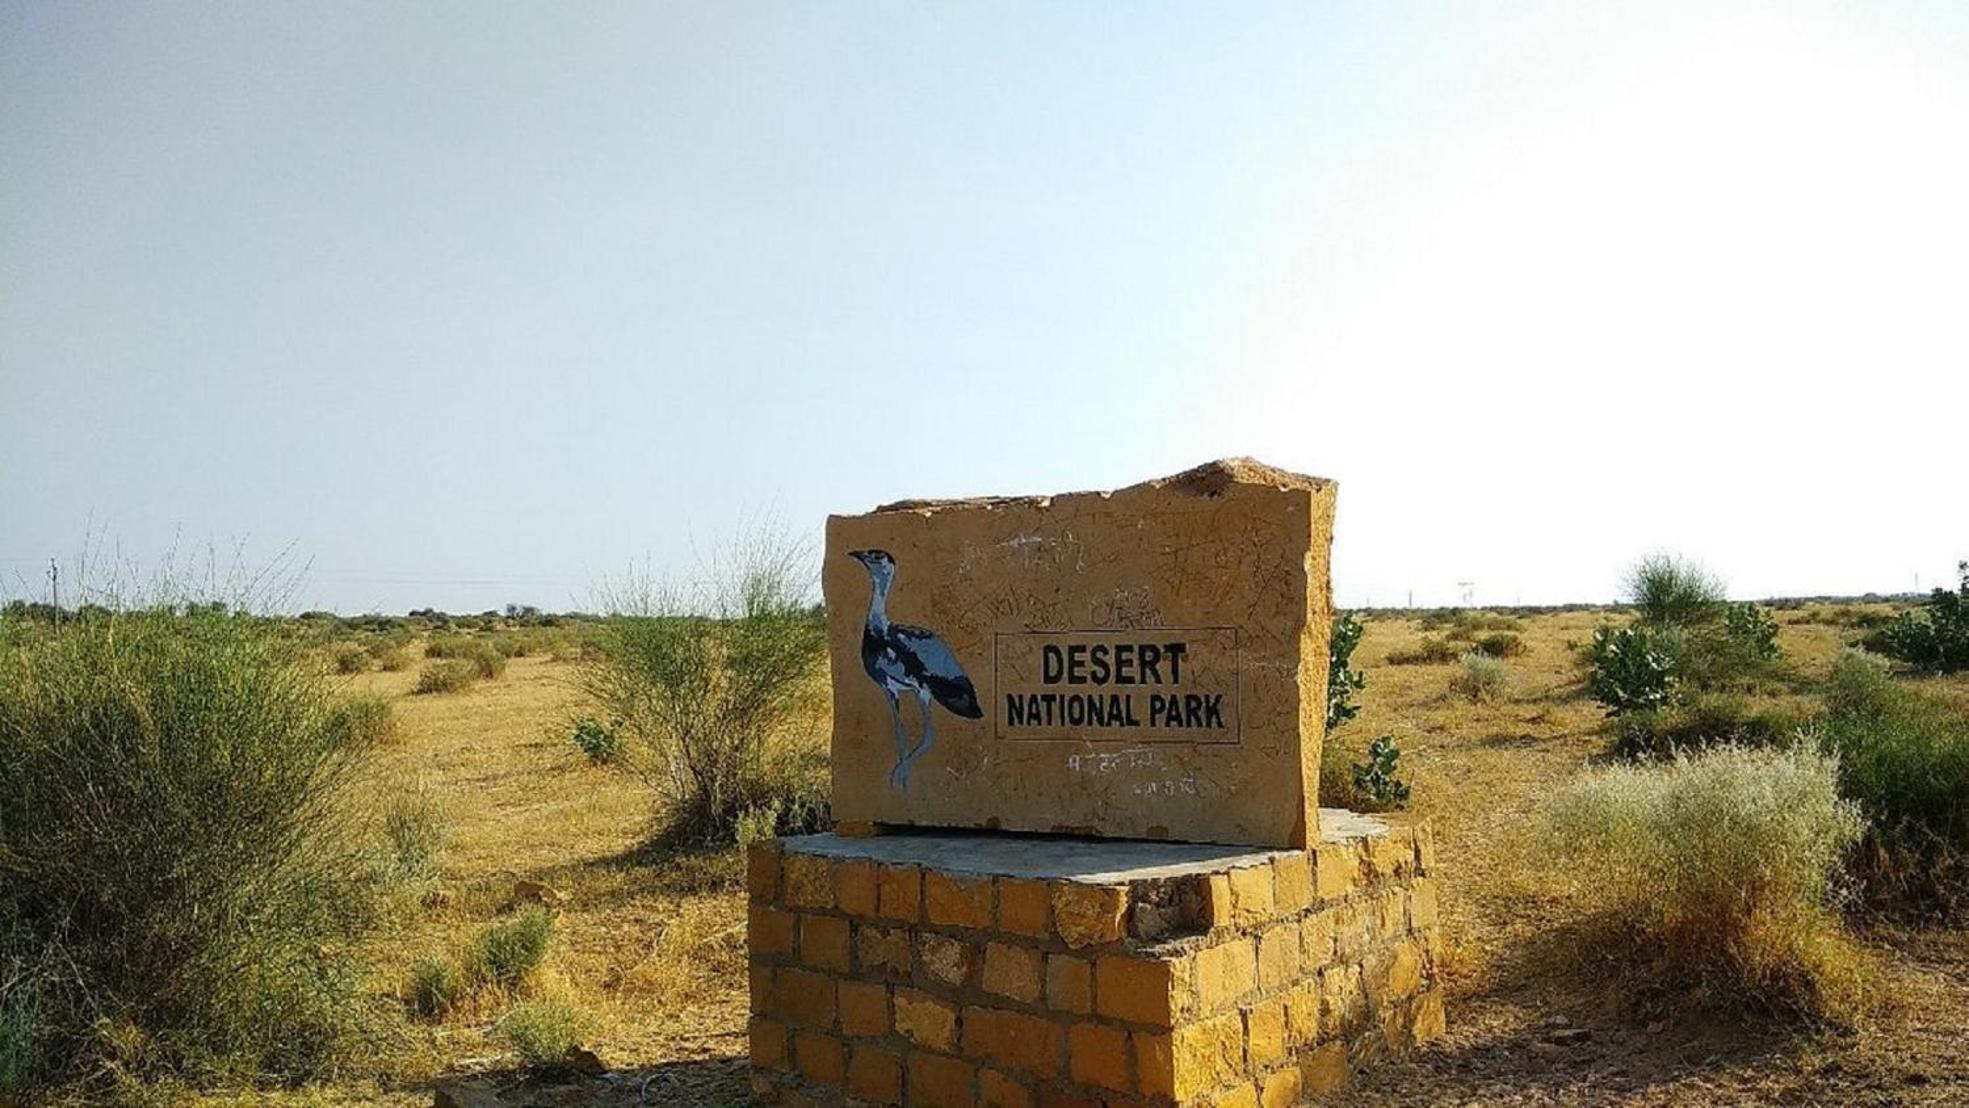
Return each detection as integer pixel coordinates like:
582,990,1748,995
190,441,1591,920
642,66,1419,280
824,458,1336,847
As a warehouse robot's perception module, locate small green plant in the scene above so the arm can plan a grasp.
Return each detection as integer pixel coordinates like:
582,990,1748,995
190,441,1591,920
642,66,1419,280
498,999,589,1071
424,634,477,659
1387,637,1460,666
371,644,411,672
327,693,398,747
380,782,447,887
474,907,554,989
330,643,371,674
1611,693,1800,760
415,660,479,695
1471,632,1525,659
571,716,622,763
1586,624,1678,715
1864,562,1969,673
1626,553,1726,627
1327,613,1367,730
1348,735,1411,811
409,955,463,1020
1449,651,1507,702
1542,744,1868,1019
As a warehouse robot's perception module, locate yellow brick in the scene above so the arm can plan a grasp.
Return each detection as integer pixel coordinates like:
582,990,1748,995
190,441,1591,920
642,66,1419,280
1133,1031,1174,1099
836,858,878,917
1414,821,1437,873
856,923,912,979
749,904,796,957
906,1050,978,1108
782,853,836,910
1245,994,1286,1066
792,1029,845,1086
997,877,1050,937
1050,882,1127,949
772,967,837,1029
750,964,774,1009
1368,831,1411,880
1094,954,1178,1026
1256,925,1300,993
925,870,995,929
1301,1041,1349,1095
1311,842,1357,901
1333,902,1375,961
979,1067,1032,1108
982,942,1043,1004
1283,980,1320,1046
1169,1011,1245,1101
1413,988,1447,1043
1409,876,1441,931
1318,964,1363,1037
1045,954,1092,1015
1259,1066,1302,1108
837,979,889,1037
892,987,959,1052
749,1016,791,1072
747,840,782,903
1203,873,1236,929
1067,1022,1131,1092
1227,864,1274,925
799,914,850,974
963,1006,1062,1079
1271,853,1312,914
1193,938,1256,1013
845,1043,902,1102
1376,887,1407,938
1300,907,1337,968
877,863,921,922
1213,1083,1259,1108
1388,939,1424,1000
919,932,974,989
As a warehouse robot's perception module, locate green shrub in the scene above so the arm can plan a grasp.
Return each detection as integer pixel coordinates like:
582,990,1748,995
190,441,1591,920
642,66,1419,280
1612,693,1802,760
1471,632,1525,659
0,607,373,1089
571,716,622,764
1449,651,1507,702
1348,736,1410,811
379,783,447,887
1586,624,1679,715
474,908,553,989
415,661,479,695
408,955,462,1020
327,694,398,747
1326,613,1366,730
498,999,588,1070
577,537,826,844
1542,744,1867,1018
1864,562,1969,673
1387,637,1460,666
424,635,477,660
330,643,371,674
1818,652,1969,914
1626,553,1725,626
371,645,410,672
468,643,507,680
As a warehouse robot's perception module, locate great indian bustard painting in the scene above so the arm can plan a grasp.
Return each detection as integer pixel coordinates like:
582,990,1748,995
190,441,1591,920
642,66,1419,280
847,549,982,789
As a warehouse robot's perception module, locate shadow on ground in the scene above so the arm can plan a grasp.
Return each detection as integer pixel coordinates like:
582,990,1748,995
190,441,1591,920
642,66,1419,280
422,1056,749,1108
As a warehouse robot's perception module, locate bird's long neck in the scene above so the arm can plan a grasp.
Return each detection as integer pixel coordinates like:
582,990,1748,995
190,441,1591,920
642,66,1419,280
865,575,891,635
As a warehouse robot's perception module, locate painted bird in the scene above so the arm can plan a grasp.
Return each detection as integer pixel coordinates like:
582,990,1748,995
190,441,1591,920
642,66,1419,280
848,549,982,789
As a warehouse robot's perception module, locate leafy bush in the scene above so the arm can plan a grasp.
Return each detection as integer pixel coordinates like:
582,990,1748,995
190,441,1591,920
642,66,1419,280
379,783,447,887
1449,651,1507,702
1818,652,1969,914
1611,693,1801,760
415,660,479,695
1864,562,1969,673
467,643,507,680
1349,735,1410,811
571,716,622,763
473,908,553,989
424,634,478,659
576,537,826,844
498,999,589,1070
1387,637,1460,666
1471,632,1525,659
327,694,398,747
0,607,374,1090
371,644,411,672
330,643,371,674
408,955,462,1020
1626,553,1725,626
1586,624,1679,716
1542,744,1867,1019
1326,613,1366,730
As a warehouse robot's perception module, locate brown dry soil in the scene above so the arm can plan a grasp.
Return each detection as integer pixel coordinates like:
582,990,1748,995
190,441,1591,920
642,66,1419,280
198,605,1967,1107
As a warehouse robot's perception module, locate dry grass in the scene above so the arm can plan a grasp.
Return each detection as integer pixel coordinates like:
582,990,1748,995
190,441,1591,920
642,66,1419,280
165,606,1969,1106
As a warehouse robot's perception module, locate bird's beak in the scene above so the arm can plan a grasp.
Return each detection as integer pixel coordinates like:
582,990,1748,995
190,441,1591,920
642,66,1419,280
847,550,870,565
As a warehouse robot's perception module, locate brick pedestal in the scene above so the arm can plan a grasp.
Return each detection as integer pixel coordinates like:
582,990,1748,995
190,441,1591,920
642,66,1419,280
746,812,1443,1107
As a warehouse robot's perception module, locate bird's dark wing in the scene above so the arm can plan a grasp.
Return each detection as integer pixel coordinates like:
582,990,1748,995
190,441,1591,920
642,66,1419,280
892,624,984,719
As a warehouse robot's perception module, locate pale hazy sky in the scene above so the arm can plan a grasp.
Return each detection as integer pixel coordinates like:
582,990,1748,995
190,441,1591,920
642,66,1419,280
4,2,1966,613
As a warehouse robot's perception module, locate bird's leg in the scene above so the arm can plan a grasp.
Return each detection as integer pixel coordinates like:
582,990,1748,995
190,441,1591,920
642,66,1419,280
893,687,937,790
886,691,906,764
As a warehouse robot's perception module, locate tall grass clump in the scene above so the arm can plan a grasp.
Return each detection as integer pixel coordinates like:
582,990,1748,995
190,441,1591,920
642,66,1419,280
1449,651,1507,702
326,693,398,747
0,605,375,1092
472,908,554,989
415,660,479,695
1818,652,1969,915
497,999,590,1071
1542,744,1868,1019
577,535,827,844
1626,553,1725,626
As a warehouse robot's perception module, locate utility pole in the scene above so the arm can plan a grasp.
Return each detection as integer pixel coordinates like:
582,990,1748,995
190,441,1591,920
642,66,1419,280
47,558,59,625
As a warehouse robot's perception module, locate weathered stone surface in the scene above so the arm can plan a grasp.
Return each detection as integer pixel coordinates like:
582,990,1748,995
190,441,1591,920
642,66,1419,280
825,459,1337,847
